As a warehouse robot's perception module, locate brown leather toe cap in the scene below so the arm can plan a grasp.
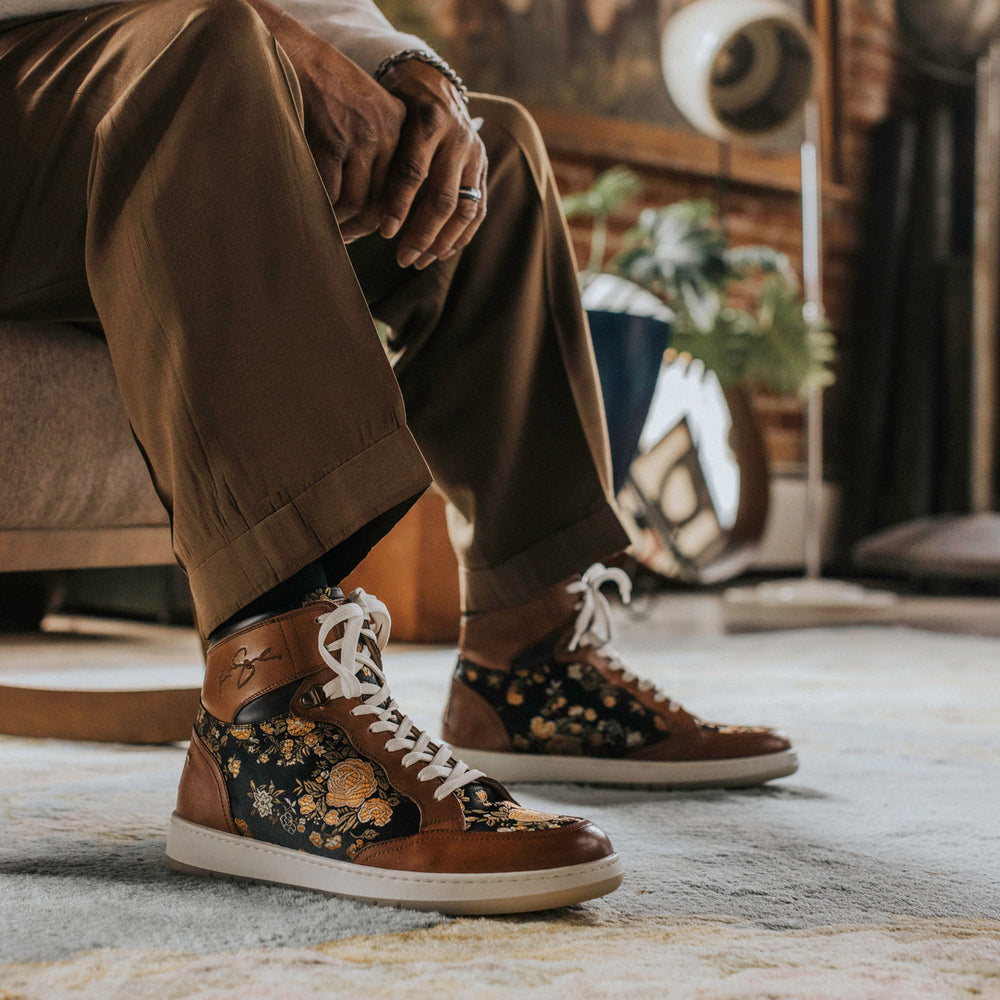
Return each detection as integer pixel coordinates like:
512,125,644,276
352,819,616,874
628,725,792,762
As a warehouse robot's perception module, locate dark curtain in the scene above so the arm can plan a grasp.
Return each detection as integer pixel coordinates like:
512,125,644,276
835,84,978,555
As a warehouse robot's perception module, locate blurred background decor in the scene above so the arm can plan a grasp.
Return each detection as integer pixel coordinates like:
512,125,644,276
844,0,1000,583
564,165,832,583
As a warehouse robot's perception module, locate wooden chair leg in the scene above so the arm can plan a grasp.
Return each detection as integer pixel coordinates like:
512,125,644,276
0,685,200,743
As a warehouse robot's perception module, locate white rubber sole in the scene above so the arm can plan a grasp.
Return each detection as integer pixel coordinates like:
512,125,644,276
448,747,799,789
164,814,624,915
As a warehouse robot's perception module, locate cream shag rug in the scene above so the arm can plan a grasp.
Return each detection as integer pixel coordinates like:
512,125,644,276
1,613,998,998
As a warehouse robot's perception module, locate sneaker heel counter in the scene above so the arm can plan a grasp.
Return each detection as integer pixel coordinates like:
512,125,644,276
176,730,237,835
442,674,513,752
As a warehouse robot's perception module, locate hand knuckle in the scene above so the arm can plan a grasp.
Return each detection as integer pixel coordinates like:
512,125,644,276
397,158,427,186
328,139,350,164
416,103,446,132
338,198,364,216
432,190,458,214
354,122,379,149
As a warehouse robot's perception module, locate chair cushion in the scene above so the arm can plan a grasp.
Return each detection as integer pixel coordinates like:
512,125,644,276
0,320,168,530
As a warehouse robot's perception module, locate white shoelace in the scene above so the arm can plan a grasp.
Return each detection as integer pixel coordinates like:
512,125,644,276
567,563,671,704
314,589,485,801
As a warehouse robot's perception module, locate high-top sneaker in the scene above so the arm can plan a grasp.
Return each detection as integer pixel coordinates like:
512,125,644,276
442,564,798,788
165,588,623,914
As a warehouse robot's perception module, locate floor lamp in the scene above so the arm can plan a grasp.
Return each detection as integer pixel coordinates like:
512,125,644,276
661,0,896,619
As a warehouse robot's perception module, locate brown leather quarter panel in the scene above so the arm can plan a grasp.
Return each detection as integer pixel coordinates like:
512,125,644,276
175,730,237,834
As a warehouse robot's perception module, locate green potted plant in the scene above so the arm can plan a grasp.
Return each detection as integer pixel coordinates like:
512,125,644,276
564,167,835,399
610,197,835,398
563,168,836,582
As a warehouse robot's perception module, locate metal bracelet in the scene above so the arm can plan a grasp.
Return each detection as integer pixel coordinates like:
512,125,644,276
374,48,469,104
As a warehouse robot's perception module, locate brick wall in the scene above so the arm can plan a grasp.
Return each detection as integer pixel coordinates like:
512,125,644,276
546,0,906,469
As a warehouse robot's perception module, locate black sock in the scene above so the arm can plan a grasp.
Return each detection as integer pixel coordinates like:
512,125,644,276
319,496,421,584
209,493,422,644
210,560,329,643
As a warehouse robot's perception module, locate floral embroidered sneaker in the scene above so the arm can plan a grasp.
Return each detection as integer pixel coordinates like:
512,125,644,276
165,588,623,914
442,564,798,788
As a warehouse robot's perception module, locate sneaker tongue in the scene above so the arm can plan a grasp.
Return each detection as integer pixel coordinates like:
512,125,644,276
353,661,383,689
464,778,506,806
306,591,387,693
302,586,345,606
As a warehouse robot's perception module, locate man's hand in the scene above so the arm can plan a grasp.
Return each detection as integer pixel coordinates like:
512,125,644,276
245,0,487,264
246,0,406,240
376,58,488,269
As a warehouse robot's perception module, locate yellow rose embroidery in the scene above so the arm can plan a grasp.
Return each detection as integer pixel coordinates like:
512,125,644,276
506,806,551,824
358,798,393,826
286,718,315,736
309,831,323,848
231,725,252,741
530,717,556,739
298,794,317,816
506,689,524,706
325,759,378,807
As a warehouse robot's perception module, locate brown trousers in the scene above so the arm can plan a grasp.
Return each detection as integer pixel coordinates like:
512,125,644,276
0,0,629,634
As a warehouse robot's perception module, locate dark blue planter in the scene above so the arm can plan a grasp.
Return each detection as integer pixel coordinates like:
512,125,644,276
588,309,671,493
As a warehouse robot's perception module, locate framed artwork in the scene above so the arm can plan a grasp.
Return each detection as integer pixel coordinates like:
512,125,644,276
377,0,840,190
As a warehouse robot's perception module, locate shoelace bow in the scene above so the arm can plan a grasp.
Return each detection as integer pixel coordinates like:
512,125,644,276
567,563,672,705
314,589,484,801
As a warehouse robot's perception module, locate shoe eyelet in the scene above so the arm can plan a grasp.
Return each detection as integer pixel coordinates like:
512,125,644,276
298,685,326,709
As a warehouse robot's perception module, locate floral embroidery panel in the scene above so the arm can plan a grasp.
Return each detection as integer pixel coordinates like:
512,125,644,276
455,636,670,757
195,707,420,861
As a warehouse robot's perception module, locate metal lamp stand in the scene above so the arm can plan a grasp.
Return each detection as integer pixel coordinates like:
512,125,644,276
724,100,898,624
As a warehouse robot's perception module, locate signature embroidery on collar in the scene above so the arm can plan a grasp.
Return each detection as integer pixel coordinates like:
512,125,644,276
222,647,283,691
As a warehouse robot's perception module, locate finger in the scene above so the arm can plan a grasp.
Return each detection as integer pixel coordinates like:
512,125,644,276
338,148,396,241
338,215,381,242
315,144,347,209
380,106,447,241
399,140,486,267
333,147,379,225
424,169,487,262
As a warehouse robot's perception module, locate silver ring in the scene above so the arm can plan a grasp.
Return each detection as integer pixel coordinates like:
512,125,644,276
457,186,483,203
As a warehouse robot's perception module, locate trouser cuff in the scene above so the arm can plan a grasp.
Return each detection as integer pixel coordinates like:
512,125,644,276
459,502,630,613
188,425,431,634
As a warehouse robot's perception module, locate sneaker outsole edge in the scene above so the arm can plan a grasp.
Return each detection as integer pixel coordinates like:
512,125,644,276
164,814,624,915
447,747,800,788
